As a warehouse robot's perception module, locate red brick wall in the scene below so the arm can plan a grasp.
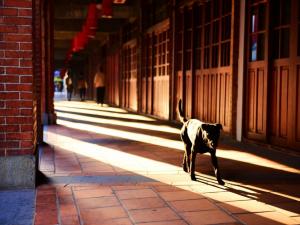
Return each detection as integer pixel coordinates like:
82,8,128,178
0,0,35,155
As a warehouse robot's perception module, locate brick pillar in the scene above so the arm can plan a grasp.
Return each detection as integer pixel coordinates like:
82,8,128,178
47,0,56,124
0,0,36,188
42,0,56,125
33,0,43,143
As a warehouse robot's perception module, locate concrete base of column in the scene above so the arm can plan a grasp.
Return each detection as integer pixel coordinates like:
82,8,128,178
0,155,36,189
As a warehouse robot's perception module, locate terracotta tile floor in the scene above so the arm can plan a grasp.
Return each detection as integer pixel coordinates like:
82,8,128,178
35,100,300,225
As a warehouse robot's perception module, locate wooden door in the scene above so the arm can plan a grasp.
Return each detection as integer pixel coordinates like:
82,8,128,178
142,32,154,114
153,24,170,119
245,0,300,151
269,0,300,149
245,1,268,141
121,41,137,110
141,33,154,114
193,1,233,132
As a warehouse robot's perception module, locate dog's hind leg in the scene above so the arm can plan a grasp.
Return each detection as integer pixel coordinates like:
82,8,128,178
210,151,225,185
183,143,191,172
190,146,197,181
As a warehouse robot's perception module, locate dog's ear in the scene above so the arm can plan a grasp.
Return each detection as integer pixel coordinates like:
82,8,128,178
216,123,223,130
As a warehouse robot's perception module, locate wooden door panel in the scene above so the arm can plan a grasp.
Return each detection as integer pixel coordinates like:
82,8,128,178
141,78,147,113
147,77,152,114
129,78,137,111
194,70,231,132
175,72,183,120
185,71,192,119
295,66,300,145
256,68,265,133
195,72,203,119
279,67,289,138
246,66,267,139
247,68,265,135
247,69,256,133
218,72,231,128
153,76,169,119
121,79,126,107
210,73,217,123
126,78,130,108
270,65,289,145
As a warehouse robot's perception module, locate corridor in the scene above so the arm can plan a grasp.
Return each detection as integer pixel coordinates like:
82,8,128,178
34,99,300,225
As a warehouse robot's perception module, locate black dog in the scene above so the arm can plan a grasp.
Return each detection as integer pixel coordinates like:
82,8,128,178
178,99,225,185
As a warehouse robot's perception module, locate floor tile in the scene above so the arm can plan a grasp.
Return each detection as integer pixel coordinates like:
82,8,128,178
73,187,113,199
121,197,166,210
77,196,120,209
129,207,179,223
181,209,237,225
169,198,219,212
80,206,128,223
116,188,158,200
159,190,203,201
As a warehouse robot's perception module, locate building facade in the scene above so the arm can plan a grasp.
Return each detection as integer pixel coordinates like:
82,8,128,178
0,0,299,188
106,0,300,151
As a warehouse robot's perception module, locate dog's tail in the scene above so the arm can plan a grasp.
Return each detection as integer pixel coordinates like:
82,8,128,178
178,99,187,123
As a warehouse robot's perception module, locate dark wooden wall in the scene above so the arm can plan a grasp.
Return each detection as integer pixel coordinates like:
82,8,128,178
244,0,300,150
106,52,120,106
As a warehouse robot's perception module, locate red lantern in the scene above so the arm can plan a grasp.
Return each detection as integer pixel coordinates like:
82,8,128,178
102,0,113,18
67,3,100,59
72,35,80,52
87,3,98,29
113,0,126,3
77,32,88,49
83,25,96,39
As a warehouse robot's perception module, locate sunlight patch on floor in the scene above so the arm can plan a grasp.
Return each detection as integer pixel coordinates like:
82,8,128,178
57,118,300,175
56,111,180,134
55,101,156,122
45,131,182,176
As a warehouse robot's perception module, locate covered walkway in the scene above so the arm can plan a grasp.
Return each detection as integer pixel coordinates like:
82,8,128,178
34,99,300,225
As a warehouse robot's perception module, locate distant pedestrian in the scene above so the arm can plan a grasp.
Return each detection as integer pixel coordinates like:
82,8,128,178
77,72,88,101
93,66,106,105
66,73,73,101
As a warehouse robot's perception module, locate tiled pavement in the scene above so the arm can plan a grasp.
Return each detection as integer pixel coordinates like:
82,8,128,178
34,100,300,225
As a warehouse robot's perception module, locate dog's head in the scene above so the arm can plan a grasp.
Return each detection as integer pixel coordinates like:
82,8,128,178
201,123,223,149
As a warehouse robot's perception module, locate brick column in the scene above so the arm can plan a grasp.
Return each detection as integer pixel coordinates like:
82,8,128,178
0,0,36,188
41,0,56,125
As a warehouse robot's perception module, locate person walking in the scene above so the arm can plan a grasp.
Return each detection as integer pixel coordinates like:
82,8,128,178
66,73,73,101
77,72,88,101
93,66,106,105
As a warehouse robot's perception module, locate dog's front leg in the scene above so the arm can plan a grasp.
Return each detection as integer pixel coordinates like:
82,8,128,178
210,151,225,185
190,147,197,181
183,143,191,172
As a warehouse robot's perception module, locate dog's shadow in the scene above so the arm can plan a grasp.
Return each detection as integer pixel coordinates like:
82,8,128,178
192,170,299,213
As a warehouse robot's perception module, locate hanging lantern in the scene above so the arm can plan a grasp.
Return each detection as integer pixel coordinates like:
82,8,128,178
102,0,113,18
83,25,96,39
113,0,126,3
66,2,101,63
77,32,88,50
86,3,98,29
72,35,80,52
